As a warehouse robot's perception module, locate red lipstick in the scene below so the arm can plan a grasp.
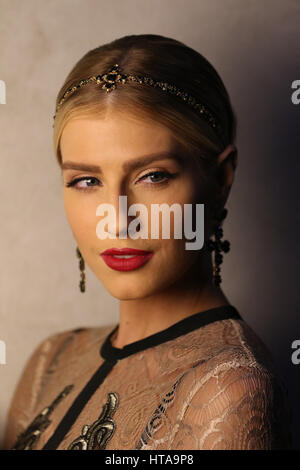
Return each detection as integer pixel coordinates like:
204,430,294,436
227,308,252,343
100,247,154,271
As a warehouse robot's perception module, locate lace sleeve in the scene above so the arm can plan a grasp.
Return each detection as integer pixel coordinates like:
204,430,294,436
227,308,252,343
169,364,292,450
2,330,74,450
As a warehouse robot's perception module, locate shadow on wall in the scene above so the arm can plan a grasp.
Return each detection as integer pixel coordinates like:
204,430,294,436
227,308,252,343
231,46,300,449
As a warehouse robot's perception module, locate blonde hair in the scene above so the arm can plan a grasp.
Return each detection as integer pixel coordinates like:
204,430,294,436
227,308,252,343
53,34,237,177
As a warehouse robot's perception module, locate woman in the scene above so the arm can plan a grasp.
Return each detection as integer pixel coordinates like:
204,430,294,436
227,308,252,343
4,34,293,450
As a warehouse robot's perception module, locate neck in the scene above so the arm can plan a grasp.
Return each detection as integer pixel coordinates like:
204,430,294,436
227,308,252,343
111,254,229,349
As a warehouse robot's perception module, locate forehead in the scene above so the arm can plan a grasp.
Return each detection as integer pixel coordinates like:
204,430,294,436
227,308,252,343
60,114,176,163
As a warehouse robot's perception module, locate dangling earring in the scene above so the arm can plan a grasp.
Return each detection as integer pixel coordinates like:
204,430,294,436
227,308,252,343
76,247,86,293
207,208,230,286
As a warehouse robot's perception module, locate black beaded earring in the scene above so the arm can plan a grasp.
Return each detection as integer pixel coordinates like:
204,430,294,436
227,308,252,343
76,247,86,293
206,208,230,286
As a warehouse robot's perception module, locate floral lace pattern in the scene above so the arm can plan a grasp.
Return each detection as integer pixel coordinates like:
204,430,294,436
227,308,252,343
4,315,293,450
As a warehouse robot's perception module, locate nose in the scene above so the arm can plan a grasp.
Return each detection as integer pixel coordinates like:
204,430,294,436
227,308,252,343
96,190,141,240
112,194,131,239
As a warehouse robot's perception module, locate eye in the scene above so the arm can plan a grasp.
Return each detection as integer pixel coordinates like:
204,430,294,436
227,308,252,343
65,176,100,192
137,170,175,185
65,170,176,192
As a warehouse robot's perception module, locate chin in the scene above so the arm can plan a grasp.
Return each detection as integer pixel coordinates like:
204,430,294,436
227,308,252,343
104,285,152,301
99,276,164,300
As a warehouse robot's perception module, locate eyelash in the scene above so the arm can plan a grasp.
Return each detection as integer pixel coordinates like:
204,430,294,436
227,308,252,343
65,170,176,192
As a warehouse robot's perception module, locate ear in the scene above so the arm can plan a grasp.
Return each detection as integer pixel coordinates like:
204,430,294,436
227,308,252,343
215,144,238,205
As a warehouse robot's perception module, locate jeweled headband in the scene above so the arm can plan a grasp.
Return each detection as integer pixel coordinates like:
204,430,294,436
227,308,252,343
53,63,221,136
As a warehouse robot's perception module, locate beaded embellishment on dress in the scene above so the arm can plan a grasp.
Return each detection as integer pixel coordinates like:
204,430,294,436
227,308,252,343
136,375,186,450
5,307,293,450
11,385,74,450
67,392,119,450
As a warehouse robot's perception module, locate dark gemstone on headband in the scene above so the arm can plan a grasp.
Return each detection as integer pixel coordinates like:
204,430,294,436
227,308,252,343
106,73,117,81
53,64,221,138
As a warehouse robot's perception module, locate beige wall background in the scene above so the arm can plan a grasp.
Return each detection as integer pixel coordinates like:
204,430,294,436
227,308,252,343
0,0,299,449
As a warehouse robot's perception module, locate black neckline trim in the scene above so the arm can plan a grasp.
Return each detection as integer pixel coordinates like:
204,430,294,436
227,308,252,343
100,304,242,361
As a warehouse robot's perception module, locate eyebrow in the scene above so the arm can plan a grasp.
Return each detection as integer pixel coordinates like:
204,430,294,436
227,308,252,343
61,151,185,173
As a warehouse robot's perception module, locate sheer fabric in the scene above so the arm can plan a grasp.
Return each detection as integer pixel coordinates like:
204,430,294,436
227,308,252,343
3,306,293,450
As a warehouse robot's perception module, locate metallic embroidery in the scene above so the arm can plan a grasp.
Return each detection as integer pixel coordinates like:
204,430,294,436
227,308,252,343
12,384,74,450
67,392,119,450
136,374,189,449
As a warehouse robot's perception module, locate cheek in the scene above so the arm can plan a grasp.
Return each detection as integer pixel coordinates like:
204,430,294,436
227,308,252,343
141,183,199,236
155,237,198,277
63,192,96,241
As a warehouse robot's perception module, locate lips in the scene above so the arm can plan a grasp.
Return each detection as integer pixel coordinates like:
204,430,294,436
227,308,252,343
100,247,154,271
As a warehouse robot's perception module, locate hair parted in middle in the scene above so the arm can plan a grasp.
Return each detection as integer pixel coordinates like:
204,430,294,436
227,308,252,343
53,34,237,222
